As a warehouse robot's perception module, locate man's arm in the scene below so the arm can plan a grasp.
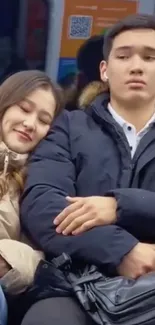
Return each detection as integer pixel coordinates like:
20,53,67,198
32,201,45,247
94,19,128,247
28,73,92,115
105,188,155,241
20,111,137,274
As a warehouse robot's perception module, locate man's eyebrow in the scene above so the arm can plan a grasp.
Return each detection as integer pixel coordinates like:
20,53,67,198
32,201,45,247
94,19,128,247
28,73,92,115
114,46,155,52
143,46,155,52
114,46,132,51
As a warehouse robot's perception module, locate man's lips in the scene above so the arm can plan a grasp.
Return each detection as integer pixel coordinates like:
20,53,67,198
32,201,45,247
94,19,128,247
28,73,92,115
126,79,146,86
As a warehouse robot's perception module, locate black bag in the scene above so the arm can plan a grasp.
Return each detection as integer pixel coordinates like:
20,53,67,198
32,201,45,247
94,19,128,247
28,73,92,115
56,253,155,325
11,253,155,325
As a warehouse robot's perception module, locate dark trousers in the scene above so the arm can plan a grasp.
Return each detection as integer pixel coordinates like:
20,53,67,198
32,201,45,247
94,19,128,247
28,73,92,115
21,297,95,325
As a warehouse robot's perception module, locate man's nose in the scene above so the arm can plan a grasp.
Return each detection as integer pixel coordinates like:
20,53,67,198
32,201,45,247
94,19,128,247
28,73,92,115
130,55,144,75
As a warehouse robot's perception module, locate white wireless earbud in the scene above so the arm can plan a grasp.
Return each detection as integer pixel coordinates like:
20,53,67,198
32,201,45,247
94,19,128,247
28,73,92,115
104,71,108,81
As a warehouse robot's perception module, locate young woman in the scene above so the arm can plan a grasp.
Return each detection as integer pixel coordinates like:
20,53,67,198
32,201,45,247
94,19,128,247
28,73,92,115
0,70,63,325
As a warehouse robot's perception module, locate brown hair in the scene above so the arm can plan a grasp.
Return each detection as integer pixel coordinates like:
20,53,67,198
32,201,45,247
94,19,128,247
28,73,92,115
0,70,64,199
0,170,25,200
0,151,27,200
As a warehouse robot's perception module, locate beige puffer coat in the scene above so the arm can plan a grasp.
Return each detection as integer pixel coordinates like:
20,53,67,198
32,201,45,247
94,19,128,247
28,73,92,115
0,142,43,294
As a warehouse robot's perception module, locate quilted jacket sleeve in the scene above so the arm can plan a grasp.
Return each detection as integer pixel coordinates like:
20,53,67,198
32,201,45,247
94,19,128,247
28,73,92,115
105,188,155,241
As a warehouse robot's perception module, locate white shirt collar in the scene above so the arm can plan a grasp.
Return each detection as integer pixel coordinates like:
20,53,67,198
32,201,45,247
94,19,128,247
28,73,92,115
108,103,155,134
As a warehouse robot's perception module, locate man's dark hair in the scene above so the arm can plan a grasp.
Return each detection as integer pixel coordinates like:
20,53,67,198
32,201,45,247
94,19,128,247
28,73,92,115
103,14,155,61
77,35,104,82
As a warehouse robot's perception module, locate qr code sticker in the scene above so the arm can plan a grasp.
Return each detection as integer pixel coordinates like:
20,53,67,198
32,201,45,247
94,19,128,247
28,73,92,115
68,15,93,39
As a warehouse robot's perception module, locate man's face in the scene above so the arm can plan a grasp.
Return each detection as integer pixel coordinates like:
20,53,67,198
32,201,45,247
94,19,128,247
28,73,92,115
100,29,155,106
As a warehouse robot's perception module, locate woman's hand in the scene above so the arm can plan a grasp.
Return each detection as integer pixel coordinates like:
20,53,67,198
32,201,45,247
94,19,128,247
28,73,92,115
54,196,117,235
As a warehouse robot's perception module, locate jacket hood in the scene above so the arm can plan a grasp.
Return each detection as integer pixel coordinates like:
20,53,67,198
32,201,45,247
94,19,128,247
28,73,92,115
78,81,109,109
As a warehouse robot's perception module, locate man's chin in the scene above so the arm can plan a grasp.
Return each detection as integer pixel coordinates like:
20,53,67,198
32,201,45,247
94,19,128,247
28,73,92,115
126,93,148,104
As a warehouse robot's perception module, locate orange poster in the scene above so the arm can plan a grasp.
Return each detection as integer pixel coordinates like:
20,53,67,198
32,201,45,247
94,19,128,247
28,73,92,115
60,0,138,58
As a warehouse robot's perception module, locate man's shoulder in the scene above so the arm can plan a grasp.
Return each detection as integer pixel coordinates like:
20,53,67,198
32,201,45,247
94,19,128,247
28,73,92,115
57,108,89,122
31,109,94,162
50,109,92,133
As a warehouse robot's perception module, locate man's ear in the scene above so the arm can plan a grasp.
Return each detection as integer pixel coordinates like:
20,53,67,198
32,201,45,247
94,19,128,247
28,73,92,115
100,60,108,82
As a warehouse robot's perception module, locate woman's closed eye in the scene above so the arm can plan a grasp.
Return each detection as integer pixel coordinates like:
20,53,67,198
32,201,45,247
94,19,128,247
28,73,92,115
39,116,51,125
18,103,31,113
39,112,52,125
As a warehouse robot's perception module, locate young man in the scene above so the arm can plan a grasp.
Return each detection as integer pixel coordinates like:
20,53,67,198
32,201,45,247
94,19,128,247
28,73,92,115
21,14,155,325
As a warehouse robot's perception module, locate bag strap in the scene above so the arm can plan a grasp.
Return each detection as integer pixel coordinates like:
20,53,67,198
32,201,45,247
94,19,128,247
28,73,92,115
51,253,72,270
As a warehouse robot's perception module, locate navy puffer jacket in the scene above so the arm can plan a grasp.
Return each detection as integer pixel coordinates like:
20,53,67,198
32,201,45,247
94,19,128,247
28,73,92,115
21,92,155,275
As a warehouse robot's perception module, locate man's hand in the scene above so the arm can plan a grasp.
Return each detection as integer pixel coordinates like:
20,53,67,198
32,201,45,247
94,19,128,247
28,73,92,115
117,243,155,279
0,255,11,278
54,196,117,235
